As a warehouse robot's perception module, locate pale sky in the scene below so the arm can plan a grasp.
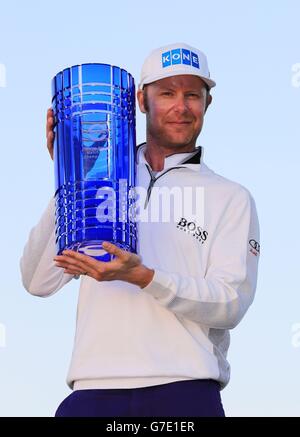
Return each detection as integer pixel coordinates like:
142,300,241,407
0,0,299,416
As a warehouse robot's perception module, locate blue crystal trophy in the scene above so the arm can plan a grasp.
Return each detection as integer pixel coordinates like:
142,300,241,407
51,63,137,261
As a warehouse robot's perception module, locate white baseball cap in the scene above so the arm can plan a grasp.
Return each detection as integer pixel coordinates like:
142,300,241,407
139,42,216,90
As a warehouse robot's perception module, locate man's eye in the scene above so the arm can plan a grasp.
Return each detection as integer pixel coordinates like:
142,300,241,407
161,92,172,96
188,93,200,98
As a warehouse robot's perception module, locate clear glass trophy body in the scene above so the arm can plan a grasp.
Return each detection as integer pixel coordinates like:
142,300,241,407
52,64,137,261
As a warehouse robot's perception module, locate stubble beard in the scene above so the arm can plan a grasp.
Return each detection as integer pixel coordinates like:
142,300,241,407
147,118,199,151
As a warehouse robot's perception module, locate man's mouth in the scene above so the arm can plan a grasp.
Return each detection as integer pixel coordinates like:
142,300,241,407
167,121,192,124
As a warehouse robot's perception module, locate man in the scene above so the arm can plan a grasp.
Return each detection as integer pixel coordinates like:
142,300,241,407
20,42,260,417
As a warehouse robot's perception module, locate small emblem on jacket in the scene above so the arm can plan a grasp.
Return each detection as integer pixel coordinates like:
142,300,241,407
176,217,208,244
249,239,260,256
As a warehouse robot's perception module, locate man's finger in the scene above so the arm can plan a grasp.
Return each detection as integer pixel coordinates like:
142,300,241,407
64,268,86,276
46,108,54,137
102,241,128,260
61,250,103,266
47,131,54,160
47,130,54,144
55,251,103,273
55,258,92,275
46,117,54,135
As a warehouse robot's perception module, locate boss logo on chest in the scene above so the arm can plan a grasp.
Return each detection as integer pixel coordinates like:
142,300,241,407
176,217,208,244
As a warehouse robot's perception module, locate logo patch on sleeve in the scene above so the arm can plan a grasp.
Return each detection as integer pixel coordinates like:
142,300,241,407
249,239,260,256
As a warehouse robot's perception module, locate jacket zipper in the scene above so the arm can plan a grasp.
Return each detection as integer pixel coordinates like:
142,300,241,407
144,164,186,209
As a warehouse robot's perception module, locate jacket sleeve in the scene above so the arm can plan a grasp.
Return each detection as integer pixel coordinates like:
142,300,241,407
141,187,260,329
20,196,77,297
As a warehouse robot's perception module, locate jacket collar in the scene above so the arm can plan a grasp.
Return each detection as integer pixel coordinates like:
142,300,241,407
136,142,204,172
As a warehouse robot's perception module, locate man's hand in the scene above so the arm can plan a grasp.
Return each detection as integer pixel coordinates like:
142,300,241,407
53,241,154,289
46,107,55,160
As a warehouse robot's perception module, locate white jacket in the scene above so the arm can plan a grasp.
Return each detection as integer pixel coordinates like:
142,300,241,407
20,143,260,390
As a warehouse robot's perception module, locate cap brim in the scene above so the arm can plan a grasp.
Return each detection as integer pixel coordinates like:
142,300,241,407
139,70,216,90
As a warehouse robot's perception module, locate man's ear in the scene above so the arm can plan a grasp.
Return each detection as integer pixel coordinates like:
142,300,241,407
204,94,213,113
137,89,147,113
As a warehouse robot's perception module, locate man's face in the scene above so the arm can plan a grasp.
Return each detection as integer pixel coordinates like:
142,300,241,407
137,75,212,150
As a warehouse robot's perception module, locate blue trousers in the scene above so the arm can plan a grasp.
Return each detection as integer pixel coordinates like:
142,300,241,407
55,379,225,417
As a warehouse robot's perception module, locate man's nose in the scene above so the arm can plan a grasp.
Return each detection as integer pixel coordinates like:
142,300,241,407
173,95,189,112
